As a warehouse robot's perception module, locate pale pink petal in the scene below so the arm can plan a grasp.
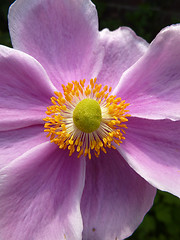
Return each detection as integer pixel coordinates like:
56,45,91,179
0,142,85,240
81,149,156,240
119,117,180,198
9,0,103,89
115,24,180,120
0,125,47,169
97,27,148,89
0,45,55,130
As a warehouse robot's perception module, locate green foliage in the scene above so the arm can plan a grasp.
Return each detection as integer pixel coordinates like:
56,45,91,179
0,0,180,239
93,0,180,42
0,0,13,46
128,191,180,240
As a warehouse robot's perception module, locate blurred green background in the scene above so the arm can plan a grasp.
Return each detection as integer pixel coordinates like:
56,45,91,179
0,0,180,239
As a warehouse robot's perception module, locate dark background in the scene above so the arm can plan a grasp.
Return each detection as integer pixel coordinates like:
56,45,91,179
0,0,180,239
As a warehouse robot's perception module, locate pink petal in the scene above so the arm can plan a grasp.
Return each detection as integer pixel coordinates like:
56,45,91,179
0,45,55,130
0,142,85,240
119,117,180,198
0,125,47,169
9,0,102,89
81,149,156,240
97,27,148,89
115,24,180,120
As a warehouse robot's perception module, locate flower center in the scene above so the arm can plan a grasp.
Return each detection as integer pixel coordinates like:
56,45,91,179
43,78,130,159
73,98,102,133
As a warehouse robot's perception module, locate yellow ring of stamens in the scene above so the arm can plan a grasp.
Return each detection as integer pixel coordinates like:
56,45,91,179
43,78,131,159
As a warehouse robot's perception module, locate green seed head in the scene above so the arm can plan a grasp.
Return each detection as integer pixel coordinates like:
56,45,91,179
73,98,102,133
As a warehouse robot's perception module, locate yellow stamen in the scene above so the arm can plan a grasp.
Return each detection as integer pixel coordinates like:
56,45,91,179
43,78,131,159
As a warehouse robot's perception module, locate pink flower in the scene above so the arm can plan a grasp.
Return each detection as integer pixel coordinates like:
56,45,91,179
0,0,179,239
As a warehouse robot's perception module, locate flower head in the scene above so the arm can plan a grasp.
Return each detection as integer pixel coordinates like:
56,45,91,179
0,0,180,240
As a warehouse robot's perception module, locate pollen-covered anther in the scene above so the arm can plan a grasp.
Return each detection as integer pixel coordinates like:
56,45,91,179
43,78,131,159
